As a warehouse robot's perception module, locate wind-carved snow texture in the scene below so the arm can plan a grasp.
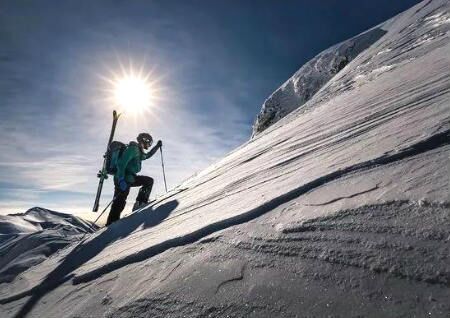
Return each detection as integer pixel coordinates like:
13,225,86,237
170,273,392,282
1,1,450,317
252,27,386,137
97,201,450,318
0,208,97,284
280,201,450,285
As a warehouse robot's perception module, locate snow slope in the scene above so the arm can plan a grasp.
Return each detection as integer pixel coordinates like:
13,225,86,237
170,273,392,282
1,1,450,317
0,208,97,284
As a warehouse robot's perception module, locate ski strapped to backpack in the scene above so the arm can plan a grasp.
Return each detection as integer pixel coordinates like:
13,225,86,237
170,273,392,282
93,110,121,212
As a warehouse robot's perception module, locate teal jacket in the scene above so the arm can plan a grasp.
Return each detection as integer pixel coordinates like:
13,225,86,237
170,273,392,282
115,141,159,183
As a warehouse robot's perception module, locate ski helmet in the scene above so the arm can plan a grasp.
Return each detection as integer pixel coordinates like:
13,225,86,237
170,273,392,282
137,132,153,146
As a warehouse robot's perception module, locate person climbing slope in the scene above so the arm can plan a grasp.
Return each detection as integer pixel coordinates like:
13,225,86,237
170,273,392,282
106,132,162,225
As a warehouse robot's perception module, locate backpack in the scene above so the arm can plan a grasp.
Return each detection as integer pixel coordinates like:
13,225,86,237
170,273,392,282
105,141,127,175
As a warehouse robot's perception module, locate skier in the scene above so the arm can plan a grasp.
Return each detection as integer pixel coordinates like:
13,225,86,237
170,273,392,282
106,132,162,225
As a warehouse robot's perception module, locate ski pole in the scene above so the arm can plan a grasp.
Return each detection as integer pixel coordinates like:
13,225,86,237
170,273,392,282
92,197,115,226
75,197,115,248
159,146,168,193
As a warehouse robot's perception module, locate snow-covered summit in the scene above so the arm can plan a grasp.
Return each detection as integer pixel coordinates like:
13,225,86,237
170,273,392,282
1,1,449,317
252,27,387,136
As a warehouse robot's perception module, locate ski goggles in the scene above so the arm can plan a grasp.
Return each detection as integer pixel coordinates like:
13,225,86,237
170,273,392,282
142,138,152,146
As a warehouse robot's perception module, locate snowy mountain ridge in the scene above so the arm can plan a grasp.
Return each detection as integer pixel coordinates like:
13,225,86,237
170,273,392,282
1,207,96,236
1,1,449,317
253,0,450,137
252,26,386,136
0,208,97,284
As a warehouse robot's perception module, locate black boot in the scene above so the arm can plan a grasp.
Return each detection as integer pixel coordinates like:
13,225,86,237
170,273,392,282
132,201,147,211
132,176,153,212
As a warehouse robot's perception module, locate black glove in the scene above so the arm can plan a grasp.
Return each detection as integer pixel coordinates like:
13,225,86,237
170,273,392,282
156,140,162,148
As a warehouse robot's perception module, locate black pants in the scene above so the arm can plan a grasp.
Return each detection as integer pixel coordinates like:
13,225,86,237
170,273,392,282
106,175,154,225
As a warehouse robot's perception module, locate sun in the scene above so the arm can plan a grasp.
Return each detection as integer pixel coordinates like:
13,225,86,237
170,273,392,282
100,60,162,116
114,74,152,114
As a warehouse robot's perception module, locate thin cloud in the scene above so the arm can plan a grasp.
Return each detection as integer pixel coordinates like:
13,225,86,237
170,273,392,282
0,0,259,216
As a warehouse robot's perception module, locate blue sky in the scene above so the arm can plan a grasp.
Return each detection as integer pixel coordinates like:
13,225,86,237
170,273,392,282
0,0,420,219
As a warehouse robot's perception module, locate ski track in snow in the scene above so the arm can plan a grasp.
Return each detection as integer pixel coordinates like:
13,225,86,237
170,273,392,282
1,1,450,317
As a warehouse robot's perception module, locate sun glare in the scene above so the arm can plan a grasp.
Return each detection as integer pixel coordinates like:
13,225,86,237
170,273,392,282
114,75,152,113
100,60,164,116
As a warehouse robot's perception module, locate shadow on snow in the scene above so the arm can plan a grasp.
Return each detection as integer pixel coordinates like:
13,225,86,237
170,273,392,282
2,200,178,318
3,130,449,317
